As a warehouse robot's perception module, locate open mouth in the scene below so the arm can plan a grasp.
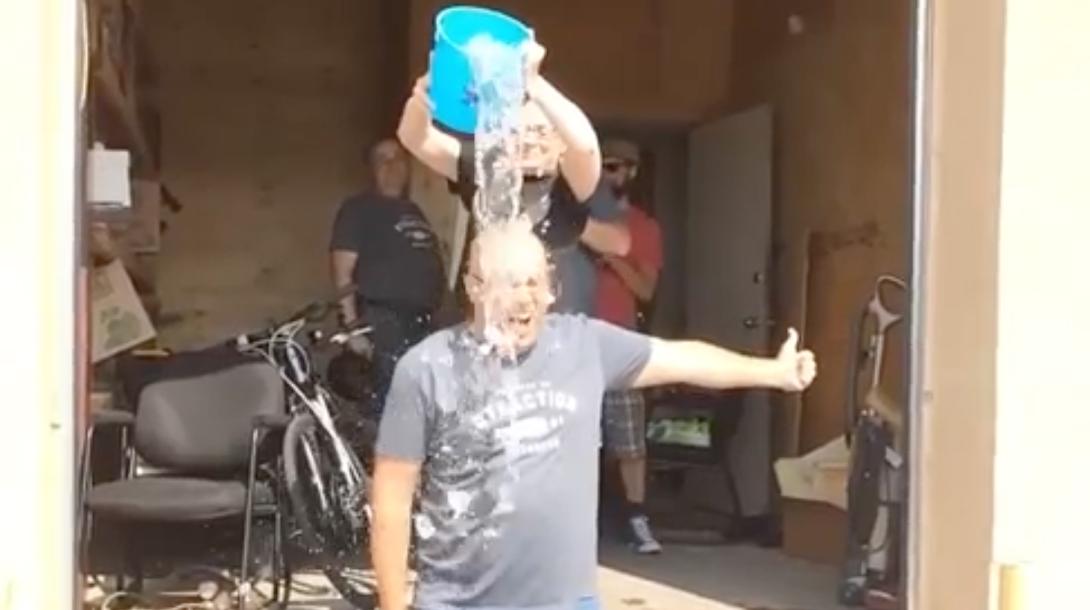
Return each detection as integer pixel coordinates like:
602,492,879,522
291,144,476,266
506,312,534,333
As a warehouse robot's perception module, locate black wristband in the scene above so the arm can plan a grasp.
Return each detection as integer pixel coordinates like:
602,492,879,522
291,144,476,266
447,138,477,213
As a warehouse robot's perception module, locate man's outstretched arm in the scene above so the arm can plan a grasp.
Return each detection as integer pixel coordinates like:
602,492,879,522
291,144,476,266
371,456,421,610
633,329,816,392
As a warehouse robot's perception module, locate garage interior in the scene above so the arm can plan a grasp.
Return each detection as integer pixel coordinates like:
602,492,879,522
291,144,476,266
84,1,914,609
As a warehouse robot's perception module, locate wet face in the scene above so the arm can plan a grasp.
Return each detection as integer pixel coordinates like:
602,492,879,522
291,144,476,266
371,139,409,197
465,219,554,354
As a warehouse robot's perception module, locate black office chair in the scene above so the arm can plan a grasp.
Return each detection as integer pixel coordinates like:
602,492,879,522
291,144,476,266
79,358,291,607
645,386,746,539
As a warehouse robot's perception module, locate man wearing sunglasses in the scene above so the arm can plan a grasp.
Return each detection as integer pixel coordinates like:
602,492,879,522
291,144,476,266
595,139,665,554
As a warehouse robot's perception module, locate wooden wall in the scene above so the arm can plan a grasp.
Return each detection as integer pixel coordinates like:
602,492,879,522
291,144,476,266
145,0,395,346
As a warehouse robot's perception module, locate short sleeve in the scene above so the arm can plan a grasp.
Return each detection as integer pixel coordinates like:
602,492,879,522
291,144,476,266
633,212,664,272
588,318,652,390
375,357,431,462
330,199,363,252
446,138,476,213
538,184,589,248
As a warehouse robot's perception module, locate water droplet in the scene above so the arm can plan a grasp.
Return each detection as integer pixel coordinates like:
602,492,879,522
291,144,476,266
414,513,437,539
447,490,473,516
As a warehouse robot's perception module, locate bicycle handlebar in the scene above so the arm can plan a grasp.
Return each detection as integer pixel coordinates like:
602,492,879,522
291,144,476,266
231,289,371,352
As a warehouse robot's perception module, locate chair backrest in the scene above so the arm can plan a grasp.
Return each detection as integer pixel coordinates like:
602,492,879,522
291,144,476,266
135,360,284,475
116,345,259,412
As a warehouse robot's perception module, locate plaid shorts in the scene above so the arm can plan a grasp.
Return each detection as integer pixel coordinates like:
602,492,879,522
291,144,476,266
602,389,647,458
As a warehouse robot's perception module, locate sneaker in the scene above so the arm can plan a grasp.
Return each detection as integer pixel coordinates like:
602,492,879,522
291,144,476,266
627,515,663,554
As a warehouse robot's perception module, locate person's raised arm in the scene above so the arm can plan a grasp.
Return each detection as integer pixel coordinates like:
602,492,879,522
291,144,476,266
633,329,817,392
371,457,420,610
523,42,601,201
397,75,463,181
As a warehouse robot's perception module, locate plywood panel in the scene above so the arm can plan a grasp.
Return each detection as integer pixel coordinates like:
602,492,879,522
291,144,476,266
730,1,913,462
145,0,390,347
407,0,732,123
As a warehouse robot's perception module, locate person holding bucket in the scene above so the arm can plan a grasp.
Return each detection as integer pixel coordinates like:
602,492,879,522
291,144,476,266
396,10,631,316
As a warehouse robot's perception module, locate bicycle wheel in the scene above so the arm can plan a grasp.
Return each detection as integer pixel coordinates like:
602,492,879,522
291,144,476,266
283,414,377,609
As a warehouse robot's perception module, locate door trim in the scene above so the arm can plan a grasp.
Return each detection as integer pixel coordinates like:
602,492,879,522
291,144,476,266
906,0,933,607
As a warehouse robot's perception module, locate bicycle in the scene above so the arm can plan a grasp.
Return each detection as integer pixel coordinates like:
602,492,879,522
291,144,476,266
234,297,381,609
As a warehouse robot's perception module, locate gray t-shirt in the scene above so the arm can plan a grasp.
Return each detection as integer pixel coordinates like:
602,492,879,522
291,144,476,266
551,181,622,316
377,314,652,610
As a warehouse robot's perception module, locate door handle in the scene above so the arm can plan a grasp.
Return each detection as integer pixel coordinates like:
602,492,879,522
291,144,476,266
743,316,777,329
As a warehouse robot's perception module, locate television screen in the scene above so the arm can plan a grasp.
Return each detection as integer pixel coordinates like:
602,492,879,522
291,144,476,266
646,407,714,448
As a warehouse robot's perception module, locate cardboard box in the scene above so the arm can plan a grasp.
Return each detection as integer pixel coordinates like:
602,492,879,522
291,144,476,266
781,498,847,565
90,259,156,363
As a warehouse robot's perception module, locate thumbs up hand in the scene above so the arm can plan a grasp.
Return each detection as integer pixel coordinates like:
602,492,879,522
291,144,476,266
776,328,817,392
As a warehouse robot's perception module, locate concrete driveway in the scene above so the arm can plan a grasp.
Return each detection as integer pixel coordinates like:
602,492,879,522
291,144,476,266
84,543,847,610
284,543,848,610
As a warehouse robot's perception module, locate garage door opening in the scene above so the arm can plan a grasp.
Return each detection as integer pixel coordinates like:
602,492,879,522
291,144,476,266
80,1,917,609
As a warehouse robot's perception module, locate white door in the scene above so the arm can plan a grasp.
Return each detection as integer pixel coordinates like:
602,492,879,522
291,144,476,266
686,105,774,516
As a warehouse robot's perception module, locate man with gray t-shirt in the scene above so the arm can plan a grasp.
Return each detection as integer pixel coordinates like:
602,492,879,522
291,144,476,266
371,222,817,610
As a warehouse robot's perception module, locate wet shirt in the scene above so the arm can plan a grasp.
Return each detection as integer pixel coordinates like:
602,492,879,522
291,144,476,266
330,193,444,312
376,314,652,610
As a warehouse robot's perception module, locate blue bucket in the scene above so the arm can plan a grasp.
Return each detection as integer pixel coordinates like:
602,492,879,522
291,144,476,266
430,6,531,134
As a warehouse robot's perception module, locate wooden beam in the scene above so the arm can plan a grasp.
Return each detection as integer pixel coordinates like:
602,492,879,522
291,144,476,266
92,61,154,172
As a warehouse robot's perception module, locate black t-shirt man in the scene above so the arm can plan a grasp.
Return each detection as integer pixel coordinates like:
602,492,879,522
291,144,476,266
330,193,444,312
330,192,445,410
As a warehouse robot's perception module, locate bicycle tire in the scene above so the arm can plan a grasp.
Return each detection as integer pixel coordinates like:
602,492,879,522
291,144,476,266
283,414,377,609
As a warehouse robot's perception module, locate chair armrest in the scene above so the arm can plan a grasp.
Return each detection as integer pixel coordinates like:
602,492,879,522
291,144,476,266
91,410,135,427
253,413,292,431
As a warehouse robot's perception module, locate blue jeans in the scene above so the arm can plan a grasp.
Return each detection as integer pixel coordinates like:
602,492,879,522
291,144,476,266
359,300,433,413
576,596,602,610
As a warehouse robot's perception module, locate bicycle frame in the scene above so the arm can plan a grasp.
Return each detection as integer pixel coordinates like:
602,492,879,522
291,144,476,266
239,319,367,501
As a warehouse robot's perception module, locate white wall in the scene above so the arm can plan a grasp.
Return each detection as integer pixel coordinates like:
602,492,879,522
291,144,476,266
992,0,1090,604
0,1,79,608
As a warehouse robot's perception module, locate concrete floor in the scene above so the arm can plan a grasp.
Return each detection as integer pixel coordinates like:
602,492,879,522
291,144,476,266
84,543,847,610
282,543,848,610
596,542,849,610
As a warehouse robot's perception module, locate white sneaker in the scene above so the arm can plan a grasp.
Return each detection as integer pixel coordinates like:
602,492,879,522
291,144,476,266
628,515,663,554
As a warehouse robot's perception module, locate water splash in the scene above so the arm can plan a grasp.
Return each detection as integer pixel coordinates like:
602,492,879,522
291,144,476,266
411,35,557,558
415,513,437,540
466,34,526,227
